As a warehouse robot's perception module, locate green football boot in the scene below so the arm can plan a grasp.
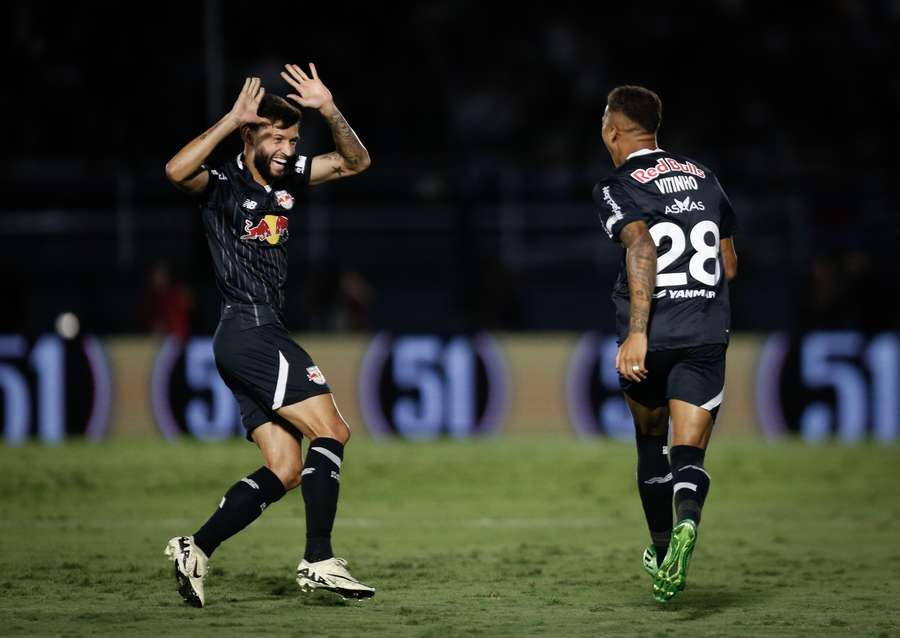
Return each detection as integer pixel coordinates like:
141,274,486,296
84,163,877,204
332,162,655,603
652,520,697,602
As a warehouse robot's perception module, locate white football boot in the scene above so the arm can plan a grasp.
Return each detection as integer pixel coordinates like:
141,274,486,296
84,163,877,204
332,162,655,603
164,536,208,608
296,557,375,599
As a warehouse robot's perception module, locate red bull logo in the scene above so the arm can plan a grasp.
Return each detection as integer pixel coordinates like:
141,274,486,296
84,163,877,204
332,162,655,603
275,189,295,210
240,215,289,245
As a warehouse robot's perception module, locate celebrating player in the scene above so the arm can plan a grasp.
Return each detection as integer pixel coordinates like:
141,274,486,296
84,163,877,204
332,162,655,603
162,64,374,607
593,86,738,602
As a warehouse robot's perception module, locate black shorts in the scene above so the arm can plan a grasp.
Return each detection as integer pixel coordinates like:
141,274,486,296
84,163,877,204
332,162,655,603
619,343,726,419
213,316,332,440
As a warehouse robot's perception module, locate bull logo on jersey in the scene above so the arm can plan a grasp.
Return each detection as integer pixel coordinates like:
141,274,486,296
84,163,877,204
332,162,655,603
240,215,289,245
274,190,294,210
665,196,706,215
306,366,327,385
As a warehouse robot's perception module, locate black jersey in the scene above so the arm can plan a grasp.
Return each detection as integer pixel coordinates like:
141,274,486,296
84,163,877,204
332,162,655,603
592,149,737,350
199,152,311,327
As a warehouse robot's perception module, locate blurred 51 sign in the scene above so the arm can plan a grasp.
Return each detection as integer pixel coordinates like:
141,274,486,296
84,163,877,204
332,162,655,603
359,334,510,439
756,331,899,442
0,334,112,444
151,337,241,441
566,333,634,439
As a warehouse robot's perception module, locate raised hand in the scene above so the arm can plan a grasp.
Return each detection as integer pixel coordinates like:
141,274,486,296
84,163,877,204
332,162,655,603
229,77,269,127
281,63,334,112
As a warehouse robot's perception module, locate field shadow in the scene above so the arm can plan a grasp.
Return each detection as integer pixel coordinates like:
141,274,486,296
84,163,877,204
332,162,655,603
295,590,350,607
647,584,769,621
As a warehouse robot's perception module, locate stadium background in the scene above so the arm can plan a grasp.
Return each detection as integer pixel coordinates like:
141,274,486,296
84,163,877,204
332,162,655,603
2,2,900,636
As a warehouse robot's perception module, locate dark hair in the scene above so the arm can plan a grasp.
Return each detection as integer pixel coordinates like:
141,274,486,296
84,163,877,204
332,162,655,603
607,85,662,134
256,94,302,129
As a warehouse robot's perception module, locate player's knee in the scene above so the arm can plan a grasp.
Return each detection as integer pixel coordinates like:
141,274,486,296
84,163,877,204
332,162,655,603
639,422,668,437
267,459,302,491
325,421,351,445
305,418,351,445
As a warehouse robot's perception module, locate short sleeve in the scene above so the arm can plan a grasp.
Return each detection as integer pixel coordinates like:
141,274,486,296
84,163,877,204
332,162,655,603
592,180,647,243
286,154,312,189
716,177,737,238
199,164,226,207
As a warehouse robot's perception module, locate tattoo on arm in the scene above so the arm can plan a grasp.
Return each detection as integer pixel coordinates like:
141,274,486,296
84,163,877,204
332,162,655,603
620,222,657,334
324,108,368,174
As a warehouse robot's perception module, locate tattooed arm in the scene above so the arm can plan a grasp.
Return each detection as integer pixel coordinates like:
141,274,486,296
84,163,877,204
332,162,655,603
615,220,657,382
165,78,269,194
281,63,371,185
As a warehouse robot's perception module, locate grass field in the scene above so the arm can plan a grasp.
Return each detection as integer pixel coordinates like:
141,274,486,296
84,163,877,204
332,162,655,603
1,436,899,637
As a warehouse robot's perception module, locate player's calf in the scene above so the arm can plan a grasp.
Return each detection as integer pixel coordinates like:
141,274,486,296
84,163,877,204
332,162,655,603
192,466,287,558
636,432,674,566
670,445,710,526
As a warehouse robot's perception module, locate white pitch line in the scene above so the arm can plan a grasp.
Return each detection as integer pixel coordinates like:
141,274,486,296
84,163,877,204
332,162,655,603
0,517,614,530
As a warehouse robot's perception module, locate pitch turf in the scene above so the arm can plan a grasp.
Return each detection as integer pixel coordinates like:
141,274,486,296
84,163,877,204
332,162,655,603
1,436,899,637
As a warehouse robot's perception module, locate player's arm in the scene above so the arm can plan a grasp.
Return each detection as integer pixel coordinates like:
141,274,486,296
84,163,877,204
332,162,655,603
281,63,371,186
165,78,269,195
616,220,657,382
721,237,737,280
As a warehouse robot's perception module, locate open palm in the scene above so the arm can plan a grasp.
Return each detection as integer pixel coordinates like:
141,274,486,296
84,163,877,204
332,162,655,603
229,77,269,127
281,63,333,110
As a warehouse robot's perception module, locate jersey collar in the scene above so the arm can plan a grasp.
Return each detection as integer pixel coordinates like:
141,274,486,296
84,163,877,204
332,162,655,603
235,153,273,193
625,147,664,161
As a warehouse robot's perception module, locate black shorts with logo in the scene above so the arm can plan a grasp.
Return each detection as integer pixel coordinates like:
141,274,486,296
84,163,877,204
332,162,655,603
213,305,332,440
619,343,726,419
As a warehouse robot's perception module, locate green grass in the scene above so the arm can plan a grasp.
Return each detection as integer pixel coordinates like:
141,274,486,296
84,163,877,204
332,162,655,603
1,436,899,637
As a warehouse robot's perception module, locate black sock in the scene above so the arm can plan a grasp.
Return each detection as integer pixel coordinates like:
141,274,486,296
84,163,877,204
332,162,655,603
670,445,711,526
636,433,673,565
192,466,286,558
302,438,344,563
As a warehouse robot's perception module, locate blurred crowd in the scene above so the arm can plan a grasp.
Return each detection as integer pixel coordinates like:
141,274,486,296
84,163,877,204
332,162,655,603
3,0,899,335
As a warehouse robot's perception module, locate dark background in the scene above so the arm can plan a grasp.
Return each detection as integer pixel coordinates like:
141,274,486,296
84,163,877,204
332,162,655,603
4,0,899,337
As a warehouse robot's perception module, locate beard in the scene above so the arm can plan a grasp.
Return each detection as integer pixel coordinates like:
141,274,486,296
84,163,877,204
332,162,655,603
252,147,290,185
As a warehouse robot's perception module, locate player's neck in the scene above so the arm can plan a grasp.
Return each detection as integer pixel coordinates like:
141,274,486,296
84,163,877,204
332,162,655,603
615,139,659,167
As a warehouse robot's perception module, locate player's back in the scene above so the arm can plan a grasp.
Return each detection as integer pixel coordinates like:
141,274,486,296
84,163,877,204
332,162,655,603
593,149,737,351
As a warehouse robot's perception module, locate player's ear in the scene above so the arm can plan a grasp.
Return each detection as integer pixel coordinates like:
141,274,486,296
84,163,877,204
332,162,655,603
608,125,619,144
239,124,255,145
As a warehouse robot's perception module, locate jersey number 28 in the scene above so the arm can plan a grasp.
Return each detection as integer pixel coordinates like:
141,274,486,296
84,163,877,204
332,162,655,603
649,220,720,287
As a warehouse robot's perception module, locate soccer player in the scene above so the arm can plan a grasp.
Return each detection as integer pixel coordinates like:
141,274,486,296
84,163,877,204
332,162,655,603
592,86,738,602
162,64,374,607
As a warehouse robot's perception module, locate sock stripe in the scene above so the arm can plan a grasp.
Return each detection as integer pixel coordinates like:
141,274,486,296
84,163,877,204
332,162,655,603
310,446,342,469
682,464,710,479
673,481,698,494
241,477,259,489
